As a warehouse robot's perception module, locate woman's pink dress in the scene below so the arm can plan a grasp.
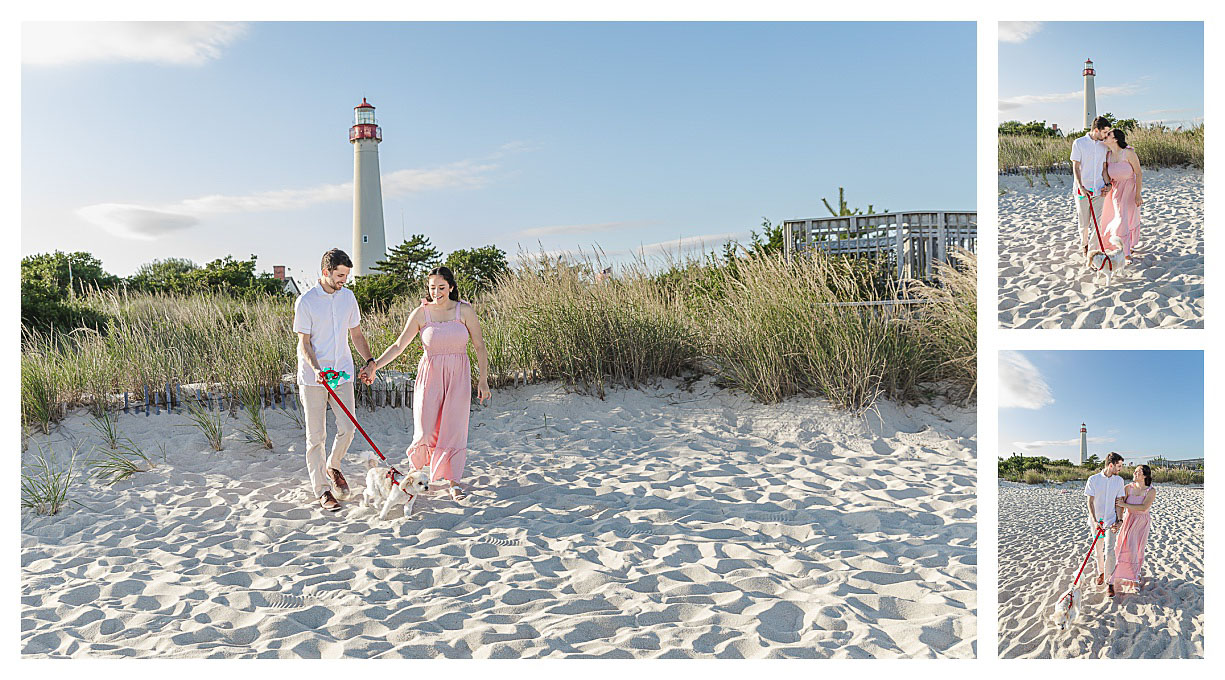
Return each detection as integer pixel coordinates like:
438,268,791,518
1100,150,1142,257
1113,485,1153,587
407,301,471,483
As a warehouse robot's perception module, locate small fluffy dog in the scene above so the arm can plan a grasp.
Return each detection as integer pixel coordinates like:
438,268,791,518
1086,235,1127,286
1052,584,1083,631
358,451,430,519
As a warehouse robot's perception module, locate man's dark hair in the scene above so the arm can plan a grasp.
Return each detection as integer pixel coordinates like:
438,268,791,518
1092,116,1112,131
1106,452,1124,465
321,249,353,272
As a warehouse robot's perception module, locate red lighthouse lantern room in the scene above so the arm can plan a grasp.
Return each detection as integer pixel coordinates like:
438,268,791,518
1083,58,1095,77
350,98,382,142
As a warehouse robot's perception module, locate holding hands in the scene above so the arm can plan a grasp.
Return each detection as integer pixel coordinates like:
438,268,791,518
358,359,377,385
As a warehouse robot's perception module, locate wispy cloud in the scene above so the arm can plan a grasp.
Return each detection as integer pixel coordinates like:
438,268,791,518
998,80,1149,112
23,22,249,66
1014,436,1115,453
517,220,653,237
999,350,1054,410
999,22,1043,44
77,159,500,240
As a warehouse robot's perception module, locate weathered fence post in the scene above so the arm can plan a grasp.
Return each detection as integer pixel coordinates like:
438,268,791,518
143,385,150,417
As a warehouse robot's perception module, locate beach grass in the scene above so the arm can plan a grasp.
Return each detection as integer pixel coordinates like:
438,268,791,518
89,438,154,484
21,444,79,515
20,250,977,420
181,398,225,451
999,124,1205,173
1003,464,1203,486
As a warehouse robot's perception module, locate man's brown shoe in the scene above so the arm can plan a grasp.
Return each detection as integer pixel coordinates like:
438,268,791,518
319,490,341,512
328,468,350,500
1108,584,1115,597
1097,573,1104,587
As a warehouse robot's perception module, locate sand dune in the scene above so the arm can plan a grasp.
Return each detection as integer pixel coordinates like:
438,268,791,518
997,482,1203,658
997,168,1203,328
22,377,976,658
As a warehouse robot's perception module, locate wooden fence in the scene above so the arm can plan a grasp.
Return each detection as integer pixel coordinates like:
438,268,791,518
116,380,413,417
783,210,976,280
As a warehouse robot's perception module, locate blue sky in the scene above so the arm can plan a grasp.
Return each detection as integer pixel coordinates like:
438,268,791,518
998,21,1203,132
998,351,1204,463
21,21,974,284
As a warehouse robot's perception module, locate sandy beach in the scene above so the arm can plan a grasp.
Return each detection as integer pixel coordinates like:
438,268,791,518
997,482,1204,658
21,377,976,658
997,167,1203,328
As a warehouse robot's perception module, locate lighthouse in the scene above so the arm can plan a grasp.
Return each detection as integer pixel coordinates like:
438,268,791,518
1080,422,1088,465
350,98,387,277
1082,58,1097,130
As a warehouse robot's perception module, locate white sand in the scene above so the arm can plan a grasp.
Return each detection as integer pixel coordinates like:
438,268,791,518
21,377,976,658
997,482,1204,658
997,168,1204,328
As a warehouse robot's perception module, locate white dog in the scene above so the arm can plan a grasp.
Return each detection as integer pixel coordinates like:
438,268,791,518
1087,235,1127,286
358,451,430,519
1052,584,1083,631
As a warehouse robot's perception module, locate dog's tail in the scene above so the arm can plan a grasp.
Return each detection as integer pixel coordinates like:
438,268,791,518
358,450,382,469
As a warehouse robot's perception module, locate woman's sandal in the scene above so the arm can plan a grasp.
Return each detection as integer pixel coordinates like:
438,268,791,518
449,485,467,502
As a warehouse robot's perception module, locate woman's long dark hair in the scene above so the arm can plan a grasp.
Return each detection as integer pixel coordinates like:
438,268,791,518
1138,464,1152,487
1110,128,1130,149
428,266,460,301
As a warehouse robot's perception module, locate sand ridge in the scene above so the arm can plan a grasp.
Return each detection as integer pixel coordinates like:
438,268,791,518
997,482,1203,658
22,377,976,658
997,167,1203,328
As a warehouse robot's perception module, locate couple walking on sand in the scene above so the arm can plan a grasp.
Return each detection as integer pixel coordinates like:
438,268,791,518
1072,116,1144,263
1083,452,1156,598
293,248,492,512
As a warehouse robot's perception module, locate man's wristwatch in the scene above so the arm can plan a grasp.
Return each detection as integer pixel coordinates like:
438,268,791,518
365,358,376,368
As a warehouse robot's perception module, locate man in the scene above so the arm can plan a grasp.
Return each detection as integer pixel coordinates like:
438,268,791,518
1084,452,1127,597
1071,116,1113,254
293,249,378,512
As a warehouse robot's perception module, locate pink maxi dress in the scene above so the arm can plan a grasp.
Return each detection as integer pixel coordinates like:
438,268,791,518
1100,150,1142,257
1113,485,1153,588
407,301,471,484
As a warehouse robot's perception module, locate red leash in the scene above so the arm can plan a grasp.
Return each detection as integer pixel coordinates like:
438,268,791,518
1080,186,1112,272
1072,522,1108,587
318,369,403,487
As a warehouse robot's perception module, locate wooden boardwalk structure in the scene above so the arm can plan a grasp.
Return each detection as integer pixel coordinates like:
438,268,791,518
783,211,976,280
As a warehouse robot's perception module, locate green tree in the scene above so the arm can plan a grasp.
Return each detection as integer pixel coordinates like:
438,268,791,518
747,218,785,258
21,251,120,298
183,255,286,297
443,245,510,298
821,187,887,218
998,120,1063,137
20,251,118,335
348,272,409,314
127,257,199,293
372,235,442,283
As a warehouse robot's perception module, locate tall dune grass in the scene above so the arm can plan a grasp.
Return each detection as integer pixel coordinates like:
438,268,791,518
1003,464,1203,485
999,125,1204,173
20,250,977,423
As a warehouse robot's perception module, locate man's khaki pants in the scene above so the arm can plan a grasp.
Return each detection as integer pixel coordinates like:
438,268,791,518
1088,515,1118,585
301,381,356,498
1075,188,1107,252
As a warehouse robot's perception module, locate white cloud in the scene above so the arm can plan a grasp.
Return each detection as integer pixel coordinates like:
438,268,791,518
998,80,1148,112
999,350,1054,409
517,220,651,237
76,159,501,239
999,22,1043,44
23,22,249,66
1014,436,1115,453
76,203,199,241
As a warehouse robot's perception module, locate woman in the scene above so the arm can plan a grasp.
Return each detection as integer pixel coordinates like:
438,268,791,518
1100,128,1144,262
1112,464,1155,593
361,266,491,501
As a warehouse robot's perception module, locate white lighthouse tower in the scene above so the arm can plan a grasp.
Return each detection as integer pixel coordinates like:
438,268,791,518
350,98,387,277
1083,58,1097,130
1079,422,1088,465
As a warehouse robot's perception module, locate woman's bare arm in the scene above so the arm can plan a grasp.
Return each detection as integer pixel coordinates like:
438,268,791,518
461,302,491,387
372,306,426,370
